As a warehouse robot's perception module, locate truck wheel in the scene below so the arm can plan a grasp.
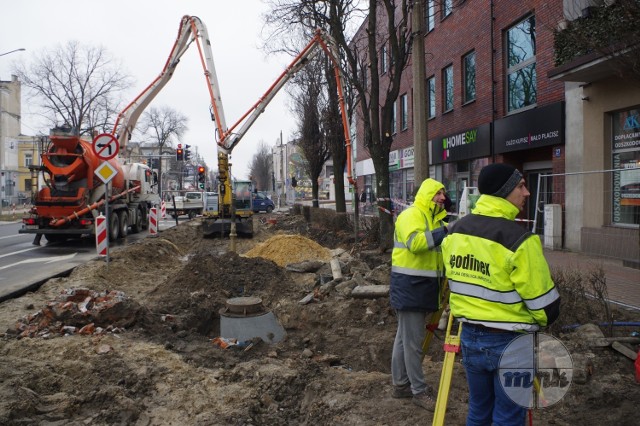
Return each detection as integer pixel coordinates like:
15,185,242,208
140,205,148,230
131,208,143,233
109,213,120,242
188,210,197,220
118,210,129,238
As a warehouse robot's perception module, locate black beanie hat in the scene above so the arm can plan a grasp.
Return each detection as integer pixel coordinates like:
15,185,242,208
478,163,523,198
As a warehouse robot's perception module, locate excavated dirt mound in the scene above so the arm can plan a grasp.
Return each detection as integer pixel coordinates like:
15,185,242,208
0,212,638,425
244,234,332,267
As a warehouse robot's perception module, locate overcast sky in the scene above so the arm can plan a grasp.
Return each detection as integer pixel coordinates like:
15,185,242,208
0,0,298,179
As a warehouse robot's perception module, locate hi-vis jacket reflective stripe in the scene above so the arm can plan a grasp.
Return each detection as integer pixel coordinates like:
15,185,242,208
441,195,560,331
390,178,448,312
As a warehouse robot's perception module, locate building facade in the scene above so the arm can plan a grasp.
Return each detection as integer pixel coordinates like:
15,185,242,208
549,0,640,262
0,75,24,207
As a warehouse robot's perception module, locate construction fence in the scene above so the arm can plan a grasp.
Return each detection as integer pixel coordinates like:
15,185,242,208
534,168,639,262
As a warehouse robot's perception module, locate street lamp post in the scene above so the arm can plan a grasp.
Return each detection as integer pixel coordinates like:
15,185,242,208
0,48,26,57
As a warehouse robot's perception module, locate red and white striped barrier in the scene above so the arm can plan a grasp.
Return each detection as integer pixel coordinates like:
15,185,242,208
366,197,411,217
161,200,166,218
95,213,108,256
149,207,158,236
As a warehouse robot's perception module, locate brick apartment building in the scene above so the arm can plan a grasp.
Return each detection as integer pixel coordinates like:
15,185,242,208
352,0,639,262
355,0,566,229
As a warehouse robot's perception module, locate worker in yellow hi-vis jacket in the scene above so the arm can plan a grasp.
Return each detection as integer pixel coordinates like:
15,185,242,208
441,163,561,425
390,178,449,412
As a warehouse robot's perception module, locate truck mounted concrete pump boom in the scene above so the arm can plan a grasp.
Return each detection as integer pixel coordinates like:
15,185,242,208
201,28,355,239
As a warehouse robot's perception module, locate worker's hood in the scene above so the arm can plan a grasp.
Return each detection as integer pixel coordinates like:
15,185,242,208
414,178,445,214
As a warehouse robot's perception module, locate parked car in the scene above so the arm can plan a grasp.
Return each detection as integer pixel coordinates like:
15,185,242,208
252,191,275,213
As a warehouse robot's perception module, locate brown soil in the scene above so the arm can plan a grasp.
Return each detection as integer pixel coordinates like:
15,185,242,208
0,212,638,425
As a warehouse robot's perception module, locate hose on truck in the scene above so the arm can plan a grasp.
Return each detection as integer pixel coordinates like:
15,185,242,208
49,185,141,227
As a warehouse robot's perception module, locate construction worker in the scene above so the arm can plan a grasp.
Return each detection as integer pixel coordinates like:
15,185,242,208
390,178,448,411
441,163,561,425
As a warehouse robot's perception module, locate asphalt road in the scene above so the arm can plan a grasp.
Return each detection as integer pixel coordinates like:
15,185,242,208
0,217,180,302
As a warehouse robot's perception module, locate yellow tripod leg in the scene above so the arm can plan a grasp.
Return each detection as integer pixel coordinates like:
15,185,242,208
432,314,462,426
422,281,450,357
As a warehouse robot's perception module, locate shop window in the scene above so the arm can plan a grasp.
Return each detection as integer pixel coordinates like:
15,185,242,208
612,108,640,226
390,169,404,202
507,15,537,112
443,65,453,112
405,169,415,202
463,51,476,104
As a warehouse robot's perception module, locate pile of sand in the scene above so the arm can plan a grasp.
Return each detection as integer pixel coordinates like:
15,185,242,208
243,234,331,267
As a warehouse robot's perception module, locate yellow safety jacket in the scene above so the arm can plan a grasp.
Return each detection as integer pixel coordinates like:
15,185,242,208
390,178,448,312
441,195,560,331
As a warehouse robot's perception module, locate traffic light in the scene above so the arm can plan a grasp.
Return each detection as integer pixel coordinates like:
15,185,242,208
176,144,183,161
197,166,206,189
184,144,191,161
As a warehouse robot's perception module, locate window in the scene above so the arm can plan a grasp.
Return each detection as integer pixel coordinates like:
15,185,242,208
611,108,640,226
326,165,334,178
463,51,476,103
426,0,435,32
443,0,453,18
427,76,436,118
400,93,408,131
25,153,33,167
443,65,454,112
507,15,536,112
357,61,367,90
391,101,397,134
381,45,388,74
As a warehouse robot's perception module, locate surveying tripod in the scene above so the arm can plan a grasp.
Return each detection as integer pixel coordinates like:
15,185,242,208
421,280,450,359
419,279,463,425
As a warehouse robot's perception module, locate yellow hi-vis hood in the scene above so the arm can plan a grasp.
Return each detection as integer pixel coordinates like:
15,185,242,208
413,178,446,222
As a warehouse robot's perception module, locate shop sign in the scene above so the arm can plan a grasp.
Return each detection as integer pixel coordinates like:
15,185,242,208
494,102,564,154
612,108,640,151
389,150,400,171
400,147,414,168
432,123,491,164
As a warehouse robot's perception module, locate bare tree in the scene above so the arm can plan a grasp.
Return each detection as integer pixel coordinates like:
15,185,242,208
329,0,413,250
263,0,363,213
138,106,188,197
12,41,132,136
249,141,273,191
290,56,332,207
264,0,412,250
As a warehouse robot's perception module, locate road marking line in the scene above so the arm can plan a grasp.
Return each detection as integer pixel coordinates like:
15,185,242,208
0,246,42,258
0,233,31,240
0,253,78,271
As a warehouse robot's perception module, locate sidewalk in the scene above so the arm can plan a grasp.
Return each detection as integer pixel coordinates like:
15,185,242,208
543,248,640,311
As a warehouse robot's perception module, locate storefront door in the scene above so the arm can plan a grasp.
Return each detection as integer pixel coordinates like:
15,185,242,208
526,169,552,234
